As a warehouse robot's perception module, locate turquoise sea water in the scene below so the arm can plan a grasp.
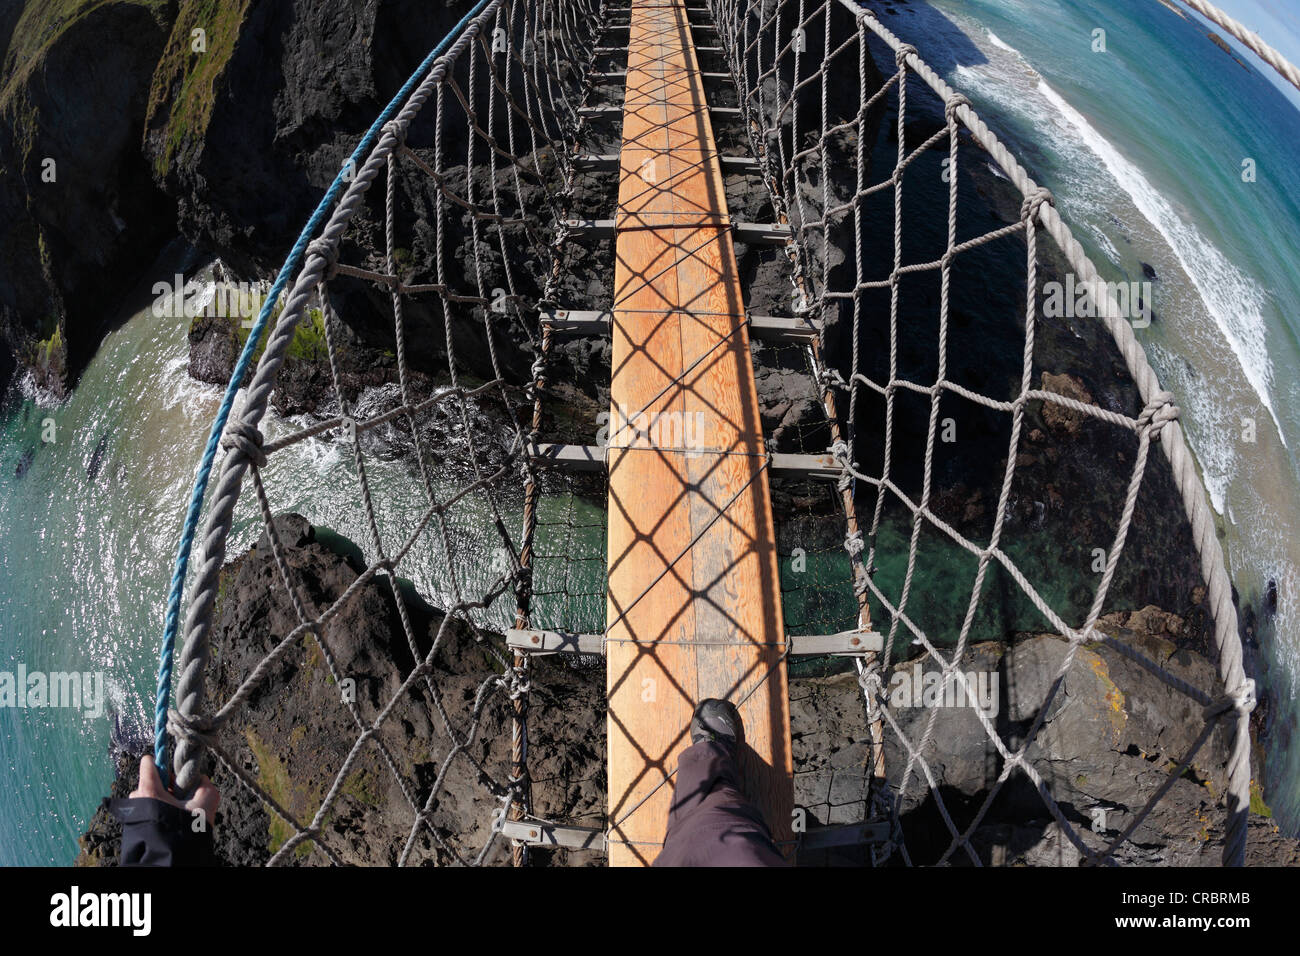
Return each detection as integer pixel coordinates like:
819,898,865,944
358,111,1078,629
2,0,1299,863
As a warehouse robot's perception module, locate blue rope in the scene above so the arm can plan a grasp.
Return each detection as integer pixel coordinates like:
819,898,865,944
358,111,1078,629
154,0,494,786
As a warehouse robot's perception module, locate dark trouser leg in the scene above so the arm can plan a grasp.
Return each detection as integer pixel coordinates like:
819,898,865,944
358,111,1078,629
651,740,788,867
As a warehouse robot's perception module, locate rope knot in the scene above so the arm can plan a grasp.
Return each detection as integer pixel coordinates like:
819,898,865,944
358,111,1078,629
1138,390,1179,439
894,44,918,68
853,563,871,596
383,119,407,149
1204,678,1256,719
221,421,267,467
844,529,865,557
306,238,341,281
857,665,884,696
944,93,971,123
166,709,218,749
506,665,531,700
514,565,533,602
1020,186,1055,222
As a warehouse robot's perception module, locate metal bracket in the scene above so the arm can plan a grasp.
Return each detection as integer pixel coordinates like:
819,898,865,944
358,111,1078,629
530,443,841,480
733,221,791,245
540,309,817,342
507,628,604,655
506,627,882,656
540,308,614,332
719,154,760,174
572,154,621,172
791,630,884,655
528,441,607,471
501,819,607,851
770,450,841,479
562,218,617,239
501,818,888,853
797,821,891,849
748,313,819,340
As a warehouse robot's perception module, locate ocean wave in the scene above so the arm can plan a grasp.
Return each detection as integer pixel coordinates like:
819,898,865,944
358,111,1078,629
985,30,1017,54
1084,221,1122,266
1036,79,1286,451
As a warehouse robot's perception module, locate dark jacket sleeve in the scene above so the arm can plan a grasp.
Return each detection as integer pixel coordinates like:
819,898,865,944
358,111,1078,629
107,797,215,867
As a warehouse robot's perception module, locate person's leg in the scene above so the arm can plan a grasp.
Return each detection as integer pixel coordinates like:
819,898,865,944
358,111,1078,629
652,700,788,867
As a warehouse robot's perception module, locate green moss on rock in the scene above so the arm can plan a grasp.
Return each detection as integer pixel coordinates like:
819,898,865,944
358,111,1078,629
145,0,251,178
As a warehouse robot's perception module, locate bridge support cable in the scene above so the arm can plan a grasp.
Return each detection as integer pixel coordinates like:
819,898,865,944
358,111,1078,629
1176,0,1300,93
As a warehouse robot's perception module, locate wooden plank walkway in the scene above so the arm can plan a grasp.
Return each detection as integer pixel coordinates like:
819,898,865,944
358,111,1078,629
604,0,795,866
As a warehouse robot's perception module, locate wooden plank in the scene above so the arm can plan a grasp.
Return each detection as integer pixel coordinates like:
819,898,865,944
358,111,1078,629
605,0,794,867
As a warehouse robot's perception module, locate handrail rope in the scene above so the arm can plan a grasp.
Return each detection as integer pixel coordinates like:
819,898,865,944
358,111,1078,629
153,0,496,785
166,0,596,805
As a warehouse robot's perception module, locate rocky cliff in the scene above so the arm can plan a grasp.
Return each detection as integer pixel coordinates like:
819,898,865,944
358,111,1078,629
0,0,483,397
0,0,178,397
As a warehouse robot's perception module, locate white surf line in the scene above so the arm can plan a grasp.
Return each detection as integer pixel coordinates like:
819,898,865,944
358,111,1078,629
1037,79,1287,448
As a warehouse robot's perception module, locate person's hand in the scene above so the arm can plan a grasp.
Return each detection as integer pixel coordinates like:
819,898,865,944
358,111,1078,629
130,755,220,827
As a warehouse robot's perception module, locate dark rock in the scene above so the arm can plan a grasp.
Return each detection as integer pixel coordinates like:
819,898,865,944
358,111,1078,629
81,513,608,866
187,314,242,388
1141,261,1159,282
13,446,33,478
876,607,1291,865
1038,371,1093,439
86,431,109,482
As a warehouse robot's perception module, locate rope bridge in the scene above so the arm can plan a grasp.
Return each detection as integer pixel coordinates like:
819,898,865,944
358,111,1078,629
152,0,1257,865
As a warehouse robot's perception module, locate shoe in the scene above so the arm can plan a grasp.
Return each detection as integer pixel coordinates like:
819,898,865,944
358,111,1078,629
690,698,744,749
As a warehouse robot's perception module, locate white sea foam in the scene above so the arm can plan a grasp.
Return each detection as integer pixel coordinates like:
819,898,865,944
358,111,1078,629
985,30,1016,54
1036,79,1285,452
1084,221,1121,266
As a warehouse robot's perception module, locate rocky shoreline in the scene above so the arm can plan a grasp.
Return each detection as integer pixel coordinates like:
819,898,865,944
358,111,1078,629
77,513,1296,866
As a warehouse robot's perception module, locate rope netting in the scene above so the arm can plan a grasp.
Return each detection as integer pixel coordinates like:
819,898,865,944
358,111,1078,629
708,0,1254,864
157,0,1259,867
164,0,607,865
